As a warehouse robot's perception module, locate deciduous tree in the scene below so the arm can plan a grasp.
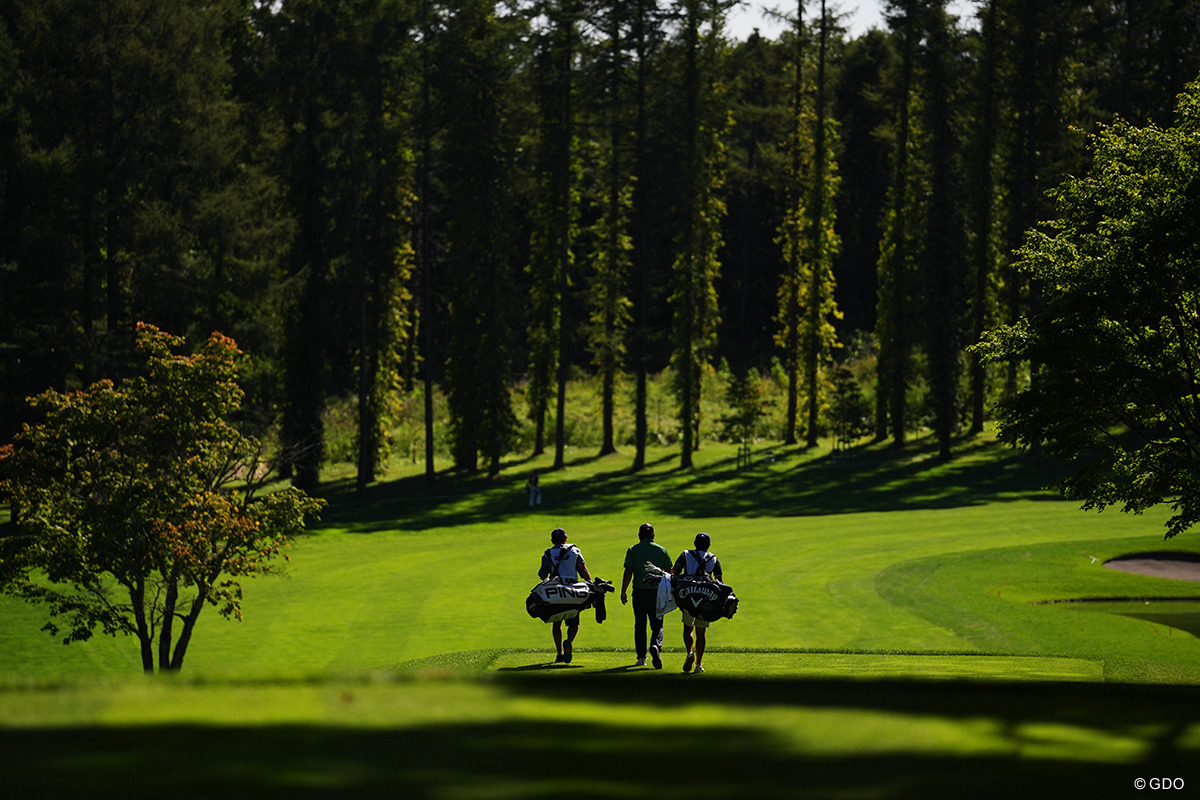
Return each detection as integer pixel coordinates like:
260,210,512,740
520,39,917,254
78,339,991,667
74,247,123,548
0,324,324,672
977,79,1200,539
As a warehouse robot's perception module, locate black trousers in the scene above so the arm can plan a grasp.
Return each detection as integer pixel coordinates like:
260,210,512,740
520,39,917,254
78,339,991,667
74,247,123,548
631,587,664,659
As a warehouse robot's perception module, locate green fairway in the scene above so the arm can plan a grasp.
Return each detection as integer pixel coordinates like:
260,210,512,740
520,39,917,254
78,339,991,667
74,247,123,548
2,435,1200,796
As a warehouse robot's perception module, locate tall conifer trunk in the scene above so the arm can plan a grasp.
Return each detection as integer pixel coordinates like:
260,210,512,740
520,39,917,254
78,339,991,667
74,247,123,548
875,1,916,446
630,0,652,471
552,6,575,469
783,0,804,447
967,0,999,435
803,0,830,449
923,1,963,459
418,0,436,484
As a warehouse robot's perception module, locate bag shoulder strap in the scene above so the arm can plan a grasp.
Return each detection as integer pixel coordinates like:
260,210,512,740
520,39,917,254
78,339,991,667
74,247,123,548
550,544,577,580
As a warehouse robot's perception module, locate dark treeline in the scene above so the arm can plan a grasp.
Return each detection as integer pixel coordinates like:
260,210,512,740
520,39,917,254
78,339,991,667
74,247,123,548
2,0,1200,490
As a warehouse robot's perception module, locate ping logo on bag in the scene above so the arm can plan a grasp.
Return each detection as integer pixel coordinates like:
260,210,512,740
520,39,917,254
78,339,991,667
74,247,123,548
542,583,591,600
526,577,615,623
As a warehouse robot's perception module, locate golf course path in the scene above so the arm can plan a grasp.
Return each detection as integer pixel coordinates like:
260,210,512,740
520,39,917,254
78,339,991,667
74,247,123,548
1104,552,1200,582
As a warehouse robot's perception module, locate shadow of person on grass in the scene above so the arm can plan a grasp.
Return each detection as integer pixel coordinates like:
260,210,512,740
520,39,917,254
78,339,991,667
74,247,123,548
496,662,582,672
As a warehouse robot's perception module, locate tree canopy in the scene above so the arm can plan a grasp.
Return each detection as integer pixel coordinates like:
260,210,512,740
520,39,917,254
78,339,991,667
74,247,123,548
5,0,1200,488
0,324,324,671
977,78,1200,539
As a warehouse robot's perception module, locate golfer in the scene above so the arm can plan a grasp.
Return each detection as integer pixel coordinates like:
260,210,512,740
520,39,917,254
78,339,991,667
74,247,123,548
672,532,722,674
538,527,592,664
620,522,673,669
526,471,542,507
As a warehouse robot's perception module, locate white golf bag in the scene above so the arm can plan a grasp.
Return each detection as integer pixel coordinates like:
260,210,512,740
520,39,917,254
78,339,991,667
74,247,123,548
526,577,615,623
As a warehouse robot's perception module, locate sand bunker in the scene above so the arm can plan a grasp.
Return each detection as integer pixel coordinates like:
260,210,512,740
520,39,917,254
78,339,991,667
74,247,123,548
1103,552,1200,583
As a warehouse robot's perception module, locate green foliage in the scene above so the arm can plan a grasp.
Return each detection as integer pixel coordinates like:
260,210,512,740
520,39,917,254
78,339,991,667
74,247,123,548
0,0,293,441
719,369,766,444
775,17,843,448
772,102,840,443
586,132,634,454
978,77,1200,539
0,324,324,672
828,363,873,447
872,1,937,446
668,1,730,467
524,1,584,457
258,0,418,491
440,0,522,475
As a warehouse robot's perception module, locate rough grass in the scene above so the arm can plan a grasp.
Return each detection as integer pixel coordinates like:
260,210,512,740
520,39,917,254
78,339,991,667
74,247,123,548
3,431,1200,797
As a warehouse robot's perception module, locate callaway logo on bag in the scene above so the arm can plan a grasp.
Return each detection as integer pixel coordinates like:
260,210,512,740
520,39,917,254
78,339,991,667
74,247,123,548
670,575,738,622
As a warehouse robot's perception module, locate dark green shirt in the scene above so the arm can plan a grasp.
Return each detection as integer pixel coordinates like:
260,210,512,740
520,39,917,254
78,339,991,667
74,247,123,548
624,540,673,589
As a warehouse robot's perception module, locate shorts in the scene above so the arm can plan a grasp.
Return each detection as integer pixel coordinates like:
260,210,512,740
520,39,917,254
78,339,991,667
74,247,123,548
681,610,710,628
552,613,580,629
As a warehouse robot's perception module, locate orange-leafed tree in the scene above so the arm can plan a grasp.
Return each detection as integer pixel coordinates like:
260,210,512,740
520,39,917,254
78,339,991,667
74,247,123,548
0,323,324,672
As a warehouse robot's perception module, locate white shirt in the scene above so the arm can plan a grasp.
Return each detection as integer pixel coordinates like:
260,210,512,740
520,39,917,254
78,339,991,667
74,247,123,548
542,544,585,582
683,549,717,578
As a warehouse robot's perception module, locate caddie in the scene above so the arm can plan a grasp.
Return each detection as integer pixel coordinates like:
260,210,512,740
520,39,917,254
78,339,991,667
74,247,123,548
671,532,723,674
538,527,592,663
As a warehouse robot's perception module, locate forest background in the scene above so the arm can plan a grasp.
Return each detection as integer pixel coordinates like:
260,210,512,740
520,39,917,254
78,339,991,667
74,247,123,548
3,0,1199,495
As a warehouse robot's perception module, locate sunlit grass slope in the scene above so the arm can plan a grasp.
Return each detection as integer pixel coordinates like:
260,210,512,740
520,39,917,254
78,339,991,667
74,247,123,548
2,433,1199,682
3,432,1200,798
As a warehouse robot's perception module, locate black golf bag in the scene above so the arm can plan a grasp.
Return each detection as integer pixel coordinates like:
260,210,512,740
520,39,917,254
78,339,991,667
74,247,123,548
671,575,738,622
526,577,615,624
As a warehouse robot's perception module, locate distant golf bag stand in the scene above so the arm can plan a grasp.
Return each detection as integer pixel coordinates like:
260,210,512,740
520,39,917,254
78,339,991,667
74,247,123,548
671,576,738,623
526,578,615,624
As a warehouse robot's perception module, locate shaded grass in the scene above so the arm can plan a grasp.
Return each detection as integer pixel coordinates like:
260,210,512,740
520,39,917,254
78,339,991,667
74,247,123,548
1,673,1198,798
316,431,1068,534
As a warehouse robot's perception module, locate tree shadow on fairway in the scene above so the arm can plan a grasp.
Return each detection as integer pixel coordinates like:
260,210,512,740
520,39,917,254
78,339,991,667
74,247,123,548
317,434,1068,533
2,677,1195,799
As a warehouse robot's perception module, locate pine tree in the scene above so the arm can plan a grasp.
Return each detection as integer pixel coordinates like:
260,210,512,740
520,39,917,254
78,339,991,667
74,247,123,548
723,32,790,371
996,0,1081,398
628,0,666,471
261,0,416,493
0,0,283,407
965,0,1000,435
920,0,964,459
778,0,806,447
800,0,842,449
588,0,635,457
527,0,582,465
777,0,842,450
415,0,439,484
669,0,730,469
440,0,520,476
874,0,920,445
